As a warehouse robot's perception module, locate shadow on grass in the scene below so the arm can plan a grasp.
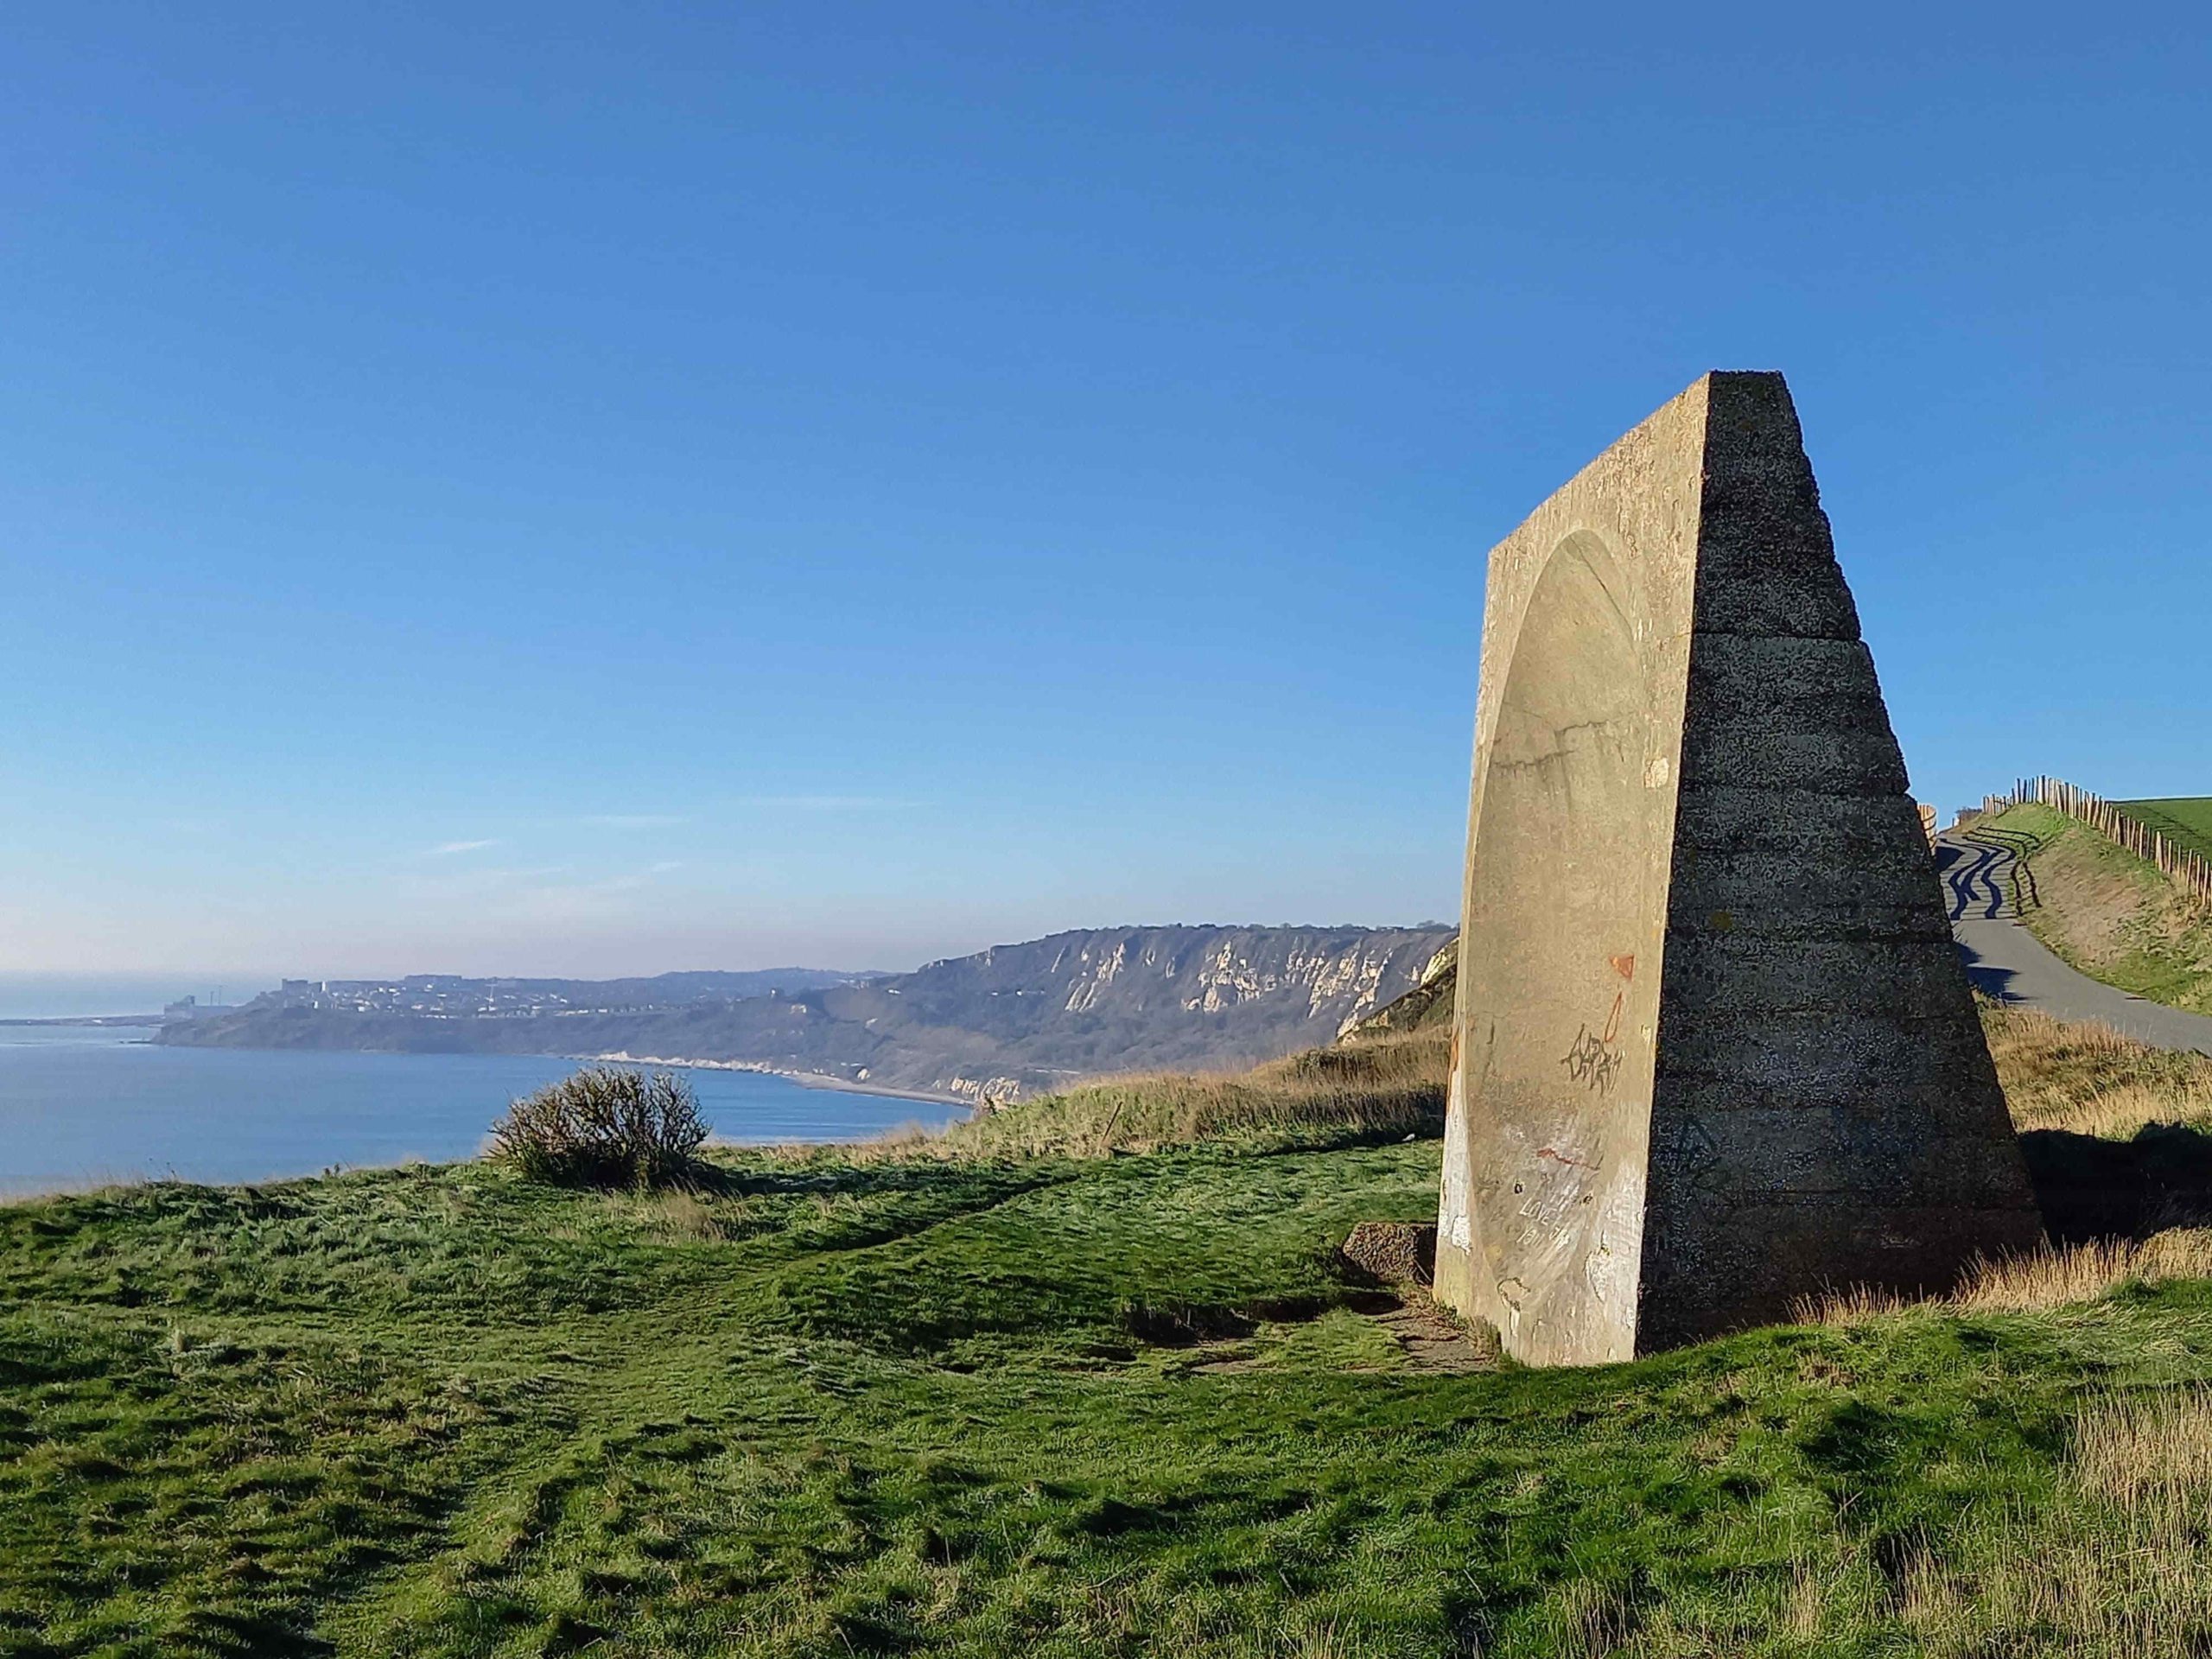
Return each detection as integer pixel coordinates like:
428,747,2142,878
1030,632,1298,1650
1955,939,2020,1003
684,1155,1052,1201
2023,1122,2212,1243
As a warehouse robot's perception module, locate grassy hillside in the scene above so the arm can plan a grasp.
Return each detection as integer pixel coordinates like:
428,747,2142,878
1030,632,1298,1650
10,1012,2212,1655
2119,797,2212,865
933,1026,1451,1158
1984,802,2212,1015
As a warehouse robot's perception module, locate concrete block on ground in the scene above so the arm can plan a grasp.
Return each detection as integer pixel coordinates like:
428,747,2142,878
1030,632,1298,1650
1434,372,2041,1366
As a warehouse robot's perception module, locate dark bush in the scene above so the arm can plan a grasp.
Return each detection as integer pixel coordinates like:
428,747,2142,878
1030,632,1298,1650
488,1066,709,1189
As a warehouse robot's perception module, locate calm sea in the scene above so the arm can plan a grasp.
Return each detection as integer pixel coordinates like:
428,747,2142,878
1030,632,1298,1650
0,1026,962,1197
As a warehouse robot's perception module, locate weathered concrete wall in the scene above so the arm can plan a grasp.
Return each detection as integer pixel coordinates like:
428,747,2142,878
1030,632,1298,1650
1435,372,2041,1365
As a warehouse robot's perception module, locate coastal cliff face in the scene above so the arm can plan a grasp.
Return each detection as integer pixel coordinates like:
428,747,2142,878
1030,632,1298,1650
1340,938,1459,1039
157,925,1454,1101
834,925,1455,1099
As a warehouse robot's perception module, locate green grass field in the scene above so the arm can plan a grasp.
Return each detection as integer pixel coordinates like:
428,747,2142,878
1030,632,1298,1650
2119,798,2212,865
12,1027,2212,1656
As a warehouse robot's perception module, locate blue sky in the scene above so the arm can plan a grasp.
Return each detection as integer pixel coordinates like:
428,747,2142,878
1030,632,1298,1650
4,2,2209,992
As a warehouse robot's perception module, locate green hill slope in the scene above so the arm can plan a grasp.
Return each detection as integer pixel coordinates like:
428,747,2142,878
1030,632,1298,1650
2120,796,2212,865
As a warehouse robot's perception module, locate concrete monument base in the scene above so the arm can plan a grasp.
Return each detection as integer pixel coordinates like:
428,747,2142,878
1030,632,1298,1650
1435,372,2041,1365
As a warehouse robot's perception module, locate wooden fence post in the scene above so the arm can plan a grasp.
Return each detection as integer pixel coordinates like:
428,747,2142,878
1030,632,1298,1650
2018,773,2212,909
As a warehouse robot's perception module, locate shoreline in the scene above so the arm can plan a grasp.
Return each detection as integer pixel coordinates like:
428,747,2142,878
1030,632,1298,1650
1,1102,969,1205
582,1051,971,1110
0,1048,974,1205
35,1025,965,1110
0,1015,166,1028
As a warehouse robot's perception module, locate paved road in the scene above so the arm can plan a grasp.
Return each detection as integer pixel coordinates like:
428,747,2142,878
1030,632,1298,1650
1936,830,2212,1057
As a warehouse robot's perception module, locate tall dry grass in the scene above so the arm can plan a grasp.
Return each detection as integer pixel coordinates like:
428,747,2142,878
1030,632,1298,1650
1875,1389,2212,1656
808,992,2210,1171
2073,1386,2212,1510
1508,1389,2212,1655
1982,1001,2212,1136
929,1028,1451,1160
1799,1229,2212,1325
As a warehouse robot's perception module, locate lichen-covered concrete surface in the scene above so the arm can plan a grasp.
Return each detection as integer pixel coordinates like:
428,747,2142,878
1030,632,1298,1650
1436,372,2041,1366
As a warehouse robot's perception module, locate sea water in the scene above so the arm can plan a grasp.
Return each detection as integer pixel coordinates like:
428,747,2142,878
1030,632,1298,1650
0,1026,960,1195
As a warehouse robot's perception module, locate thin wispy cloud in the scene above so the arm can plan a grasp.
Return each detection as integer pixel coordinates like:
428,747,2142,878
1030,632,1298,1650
426,839,501,857
743,794,907,810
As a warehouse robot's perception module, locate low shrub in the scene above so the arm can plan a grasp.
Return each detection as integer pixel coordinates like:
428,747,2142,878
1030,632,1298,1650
488,1066,709,1189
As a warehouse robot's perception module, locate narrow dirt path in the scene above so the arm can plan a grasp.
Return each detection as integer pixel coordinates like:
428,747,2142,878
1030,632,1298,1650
1364,1295,1495,1373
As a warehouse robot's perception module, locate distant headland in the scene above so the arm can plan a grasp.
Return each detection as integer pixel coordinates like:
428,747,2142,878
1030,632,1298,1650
151,925,1454,1105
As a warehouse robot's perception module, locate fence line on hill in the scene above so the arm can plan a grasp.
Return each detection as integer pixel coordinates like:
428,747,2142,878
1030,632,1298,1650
2001,776,2212,909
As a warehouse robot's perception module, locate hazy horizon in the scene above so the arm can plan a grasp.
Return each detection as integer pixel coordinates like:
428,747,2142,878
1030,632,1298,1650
0,914,1462,1019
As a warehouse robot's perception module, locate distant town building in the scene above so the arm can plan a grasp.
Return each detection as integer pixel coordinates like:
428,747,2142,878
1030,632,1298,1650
161,995,238,1021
